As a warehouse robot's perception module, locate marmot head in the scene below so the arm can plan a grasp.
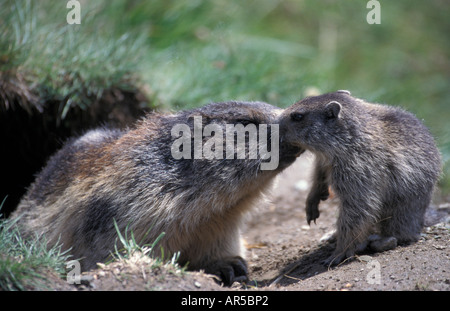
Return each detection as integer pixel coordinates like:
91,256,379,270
169,101,303,172
279,90,353,154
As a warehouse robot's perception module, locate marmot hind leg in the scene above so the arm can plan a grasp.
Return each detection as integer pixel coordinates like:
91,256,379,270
379,199,427,245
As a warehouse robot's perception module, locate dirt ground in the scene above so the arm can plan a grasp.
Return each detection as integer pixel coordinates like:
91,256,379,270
243,152,450,291
51,152,449,291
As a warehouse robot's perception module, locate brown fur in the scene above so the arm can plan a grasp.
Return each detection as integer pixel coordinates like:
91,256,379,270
12,101,302,285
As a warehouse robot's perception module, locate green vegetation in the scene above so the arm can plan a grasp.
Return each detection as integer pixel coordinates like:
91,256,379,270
2,0,448,187
0,209,69,290
0,0,146,118
111,220,181,269
0,204,181,290
0,0,448,290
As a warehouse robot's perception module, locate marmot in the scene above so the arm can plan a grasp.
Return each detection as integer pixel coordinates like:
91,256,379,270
13,101,303,285
279,90,441,265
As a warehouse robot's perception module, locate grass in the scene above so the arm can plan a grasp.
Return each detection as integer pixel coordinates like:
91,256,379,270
97,0,450,191
1,0,449,192
0,207,182,290
111,220,182,270
0,213,69,290
0,0,449,290
0,0,147,118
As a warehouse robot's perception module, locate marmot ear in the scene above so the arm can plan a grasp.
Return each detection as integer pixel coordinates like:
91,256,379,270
325,101,341,119
336,90,351,95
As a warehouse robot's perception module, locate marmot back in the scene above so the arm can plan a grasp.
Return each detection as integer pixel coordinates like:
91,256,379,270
13,101,302,285
280,90,441,265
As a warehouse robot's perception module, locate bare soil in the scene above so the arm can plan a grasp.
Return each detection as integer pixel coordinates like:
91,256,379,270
242,152,450,291
44,152,449,291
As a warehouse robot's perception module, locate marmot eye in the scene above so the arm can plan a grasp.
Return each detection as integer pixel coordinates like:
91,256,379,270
290,112,304,122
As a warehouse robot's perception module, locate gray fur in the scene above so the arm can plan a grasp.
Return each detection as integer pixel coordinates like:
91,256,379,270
279,91,442,265
12,101,302,285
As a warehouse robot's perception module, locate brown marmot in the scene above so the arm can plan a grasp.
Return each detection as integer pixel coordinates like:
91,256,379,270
12,101,303,285
279,90,441,265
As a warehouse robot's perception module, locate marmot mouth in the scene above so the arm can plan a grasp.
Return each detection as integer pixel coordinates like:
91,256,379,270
295,150,304,157
277,144,304,169
280,144,305,158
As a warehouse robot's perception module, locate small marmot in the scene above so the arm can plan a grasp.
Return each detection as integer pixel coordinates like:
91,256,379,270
12,101,303,285
279,90,441,265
